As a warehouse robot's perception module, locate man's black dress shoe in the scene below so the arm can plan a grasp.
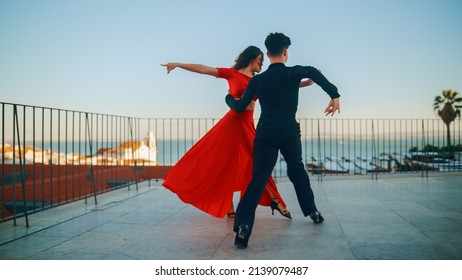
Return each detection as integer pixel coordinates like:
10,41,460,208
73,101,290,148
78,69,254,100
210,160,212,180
309,211,324,224
234,224,250,249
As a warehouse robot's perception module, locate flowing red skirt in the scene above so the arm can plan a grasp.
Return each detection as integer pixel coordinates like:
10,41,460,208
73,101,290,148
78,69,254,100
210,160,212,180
162,109,286,218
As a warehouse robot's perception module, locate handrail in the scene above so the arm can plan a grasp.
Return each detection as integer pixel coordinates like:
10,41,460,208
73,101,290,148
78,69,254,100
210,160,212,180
1,101,461,225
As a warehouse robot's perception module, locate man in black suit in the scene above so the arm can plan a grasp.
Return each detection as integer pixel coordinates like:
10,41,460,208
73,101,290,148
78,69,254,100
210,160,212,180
226,32,341,249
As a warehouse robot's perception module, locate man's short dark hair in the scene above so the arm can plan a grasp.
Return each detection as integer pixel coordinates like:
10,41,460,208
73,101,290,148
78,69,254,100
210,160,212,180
265,32,291,56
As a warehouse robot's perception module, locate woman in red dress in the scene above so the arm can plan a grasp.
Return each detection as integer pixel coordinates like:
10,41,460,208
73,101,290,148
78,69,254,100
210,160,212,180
161,46,312,218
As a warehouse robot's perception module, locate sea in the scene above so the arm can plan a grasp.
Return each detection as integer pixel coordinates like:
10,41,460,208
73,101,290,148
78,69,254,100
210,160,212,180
19,137,430,165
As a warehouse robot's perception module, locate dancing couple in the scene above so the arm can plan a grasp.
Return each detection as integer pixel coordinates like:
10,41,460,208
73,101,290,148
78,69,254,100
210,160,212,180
162,32,340,249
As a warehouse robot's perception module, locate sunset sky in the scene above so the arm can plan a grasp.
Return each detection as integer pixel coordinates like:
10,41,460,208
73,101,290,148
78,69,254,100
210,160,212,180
1,0,461,120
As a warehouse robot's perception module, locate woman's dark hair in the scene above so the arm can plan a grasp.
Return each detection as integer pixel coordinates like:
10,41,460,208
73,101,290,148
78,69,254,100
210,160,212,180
232,46,263,70
265,32,291,56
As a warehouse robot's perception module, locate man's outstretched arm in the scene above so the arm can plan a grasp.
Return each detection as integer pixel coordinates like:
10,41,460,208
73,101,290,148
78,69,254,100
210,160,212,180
298,66,341,116
301,66,340,99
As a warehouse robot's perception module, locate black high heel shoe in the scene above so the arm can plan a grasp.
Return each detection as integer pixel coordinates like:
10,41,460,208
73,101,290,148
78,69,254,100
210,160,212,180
270,200,292,219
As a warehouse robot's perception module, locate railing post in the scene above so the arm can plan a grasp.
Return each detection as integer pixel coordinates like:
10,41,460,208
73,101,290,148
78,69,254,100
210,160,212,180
371,120,378,180
1,103,5,222
148,118,151,186
317,119,323,182
422,119,428,178
129,117,139,191
13,105,29,227
85,113,98,205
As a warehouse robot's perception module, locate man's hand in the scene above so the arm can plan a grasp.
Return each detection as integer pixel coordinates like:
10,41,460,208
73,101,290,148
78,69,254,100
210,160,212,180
324,98,340,117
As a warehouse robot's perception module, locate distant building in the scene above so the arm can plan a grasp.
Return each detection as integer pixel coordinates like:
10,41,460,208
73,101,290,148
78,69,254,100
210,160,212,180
1,131,157,166
95,131,157,165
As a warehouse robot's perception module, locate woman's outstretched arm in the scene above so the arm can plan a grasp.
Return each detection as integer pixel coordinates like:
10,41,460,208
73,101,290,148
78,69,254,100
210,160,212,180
160,63,218,77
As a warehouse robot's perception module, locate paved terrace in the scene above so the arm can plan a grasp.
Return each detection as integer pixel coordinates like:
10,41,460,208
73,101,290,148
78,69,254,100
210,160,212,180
0,172,461,260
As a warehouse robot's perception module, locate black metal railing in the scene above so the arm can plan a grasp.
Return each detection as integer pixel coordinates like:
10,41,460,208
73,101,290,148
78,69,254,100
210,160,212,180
1,101,461,225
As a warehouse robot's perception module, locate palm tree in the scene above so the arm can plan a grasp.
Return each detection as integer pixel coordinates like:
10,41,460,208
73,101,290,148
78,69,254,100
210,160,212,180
433,89,462,147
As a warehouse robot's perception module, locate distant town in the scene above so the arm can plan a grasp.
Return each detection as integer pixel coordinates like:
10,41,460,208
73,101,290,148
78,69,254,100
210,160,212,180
1,131,157,166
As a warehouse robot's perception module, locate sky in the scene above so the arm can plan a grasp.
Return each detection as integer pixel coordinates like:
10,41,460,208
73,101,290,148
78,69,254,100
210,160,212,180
1,0,461,120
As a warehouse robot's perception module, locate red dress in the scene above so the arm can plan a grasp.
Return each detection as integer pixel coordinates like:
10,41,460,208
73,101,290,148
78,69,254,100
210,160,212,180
162,68,286,218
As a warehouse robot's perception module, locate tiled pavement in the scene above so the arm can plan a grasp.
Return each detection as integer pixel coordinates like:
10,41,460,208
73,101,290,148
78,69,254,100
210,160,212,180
1,172,461,260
